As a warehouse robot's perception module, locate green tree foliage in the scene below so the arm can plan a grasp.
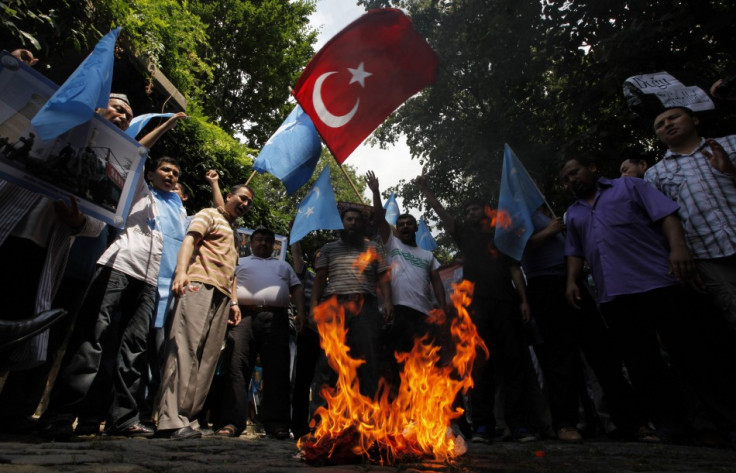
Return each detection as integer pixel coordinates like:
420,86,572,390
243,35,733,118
360,0,736,225
189,0,317,146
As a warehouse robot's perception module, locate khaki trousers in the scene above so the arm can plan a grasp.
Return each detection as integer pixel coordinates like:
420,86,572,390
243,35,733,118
156,282,229,430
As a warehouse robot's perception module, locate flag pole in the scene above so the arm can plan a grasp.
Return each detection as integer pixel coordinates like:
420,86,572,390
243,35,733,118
338,164,365,204
244,170,257,186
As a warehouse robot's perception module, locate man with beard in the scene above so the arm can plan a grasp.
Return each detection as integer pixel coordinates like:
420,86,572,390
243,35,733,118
310,208,392,401
561,156,736,443
418,176,536,443
366,171,446,395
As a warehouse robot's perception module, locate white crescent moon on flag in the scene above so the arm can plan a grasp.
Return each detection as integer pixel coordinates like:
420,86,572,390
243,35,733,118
313,71,360,128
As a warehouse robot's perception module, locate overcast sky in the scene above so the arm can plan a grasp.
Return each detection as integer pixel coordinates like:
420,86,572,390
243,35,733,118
308,0,422,210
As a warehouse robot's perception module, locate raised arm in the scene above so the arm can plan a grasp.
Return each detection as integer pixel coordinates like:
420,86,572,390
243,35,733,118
138,112,187,149
205,169,226,209
366,170,391,244
416,174,456,236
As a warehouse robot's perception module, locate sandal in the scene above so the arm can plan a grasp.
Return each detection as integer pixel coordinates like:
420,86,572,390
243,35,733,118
215,424,240,438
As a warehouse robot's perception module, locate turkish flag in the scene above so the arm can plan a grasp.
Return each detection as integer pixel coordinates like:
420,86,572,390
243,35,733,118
293,8,438,164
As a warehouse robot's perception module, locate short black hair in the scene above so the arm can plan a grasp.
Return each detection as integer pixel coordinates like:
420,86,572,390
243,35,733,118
152,156,180,171
662,106,694,117
462,198,487,212
340,207,364,221
230,183,255,197
251,227,275,241
396,213,417,225
564,155,595,168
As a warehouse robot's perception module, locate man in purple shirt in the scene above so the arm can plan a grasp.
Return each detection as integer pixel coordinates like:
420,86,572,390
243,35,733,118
560,156,736,443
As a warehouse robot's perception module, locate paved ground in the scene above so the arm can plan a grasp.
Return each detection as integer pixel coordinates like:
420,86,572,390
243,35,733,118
0,431,734,473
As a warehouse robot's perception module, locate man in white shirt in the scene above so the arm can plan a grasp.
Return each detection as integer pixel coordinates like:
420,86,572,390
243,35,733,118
366,171,446,395
215,227,304,440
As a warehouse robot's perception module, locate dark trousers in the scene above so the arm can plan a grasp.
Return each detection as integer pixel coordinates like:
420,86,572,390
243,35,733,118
218,308,291,433
528,276,646,434
312,294,383,411
291,326,321,438
383,304,444,397
42,266,156,430
598,285,736,432
469,297,529,432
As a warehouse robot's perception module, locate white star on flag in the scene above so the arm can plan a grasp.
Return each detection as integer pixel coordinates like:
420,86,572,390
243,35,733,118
348,62,372,87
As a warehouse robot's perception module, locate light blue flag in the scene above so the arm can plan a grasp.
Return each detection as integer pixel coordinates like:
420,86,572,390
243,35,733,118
31,27,121,141
384,193,400,225
494,144,545,261
290,166,343,244
125,112,174,139
416,218,437,251
253,105,322,195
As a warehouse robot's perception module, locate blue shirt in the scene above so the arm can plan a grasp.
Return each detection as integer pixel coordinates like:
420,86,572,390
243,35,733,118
564,177,679,303
645,136,736,259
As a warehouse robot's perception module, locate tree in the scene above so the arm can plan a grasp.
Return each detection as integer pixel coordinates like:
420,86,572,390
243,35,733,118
189,0,318,146
359,0,736,227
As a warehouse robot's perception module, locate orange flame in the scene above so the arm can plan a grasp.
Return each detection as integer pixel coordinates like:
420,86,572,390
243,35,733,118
485,207,513,230
351,246,379,274
299,280,488,465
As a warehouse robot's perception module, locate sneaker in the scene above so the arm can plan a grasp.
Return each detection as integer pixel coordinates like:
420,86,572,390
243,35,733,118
557,427,583,443
512,427,538,443
471,425,492,444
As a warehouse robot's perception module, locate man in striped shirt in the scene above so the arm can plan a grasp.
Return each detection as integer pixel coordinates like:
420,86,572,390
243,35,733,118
645,107,736,331
154,184,254,440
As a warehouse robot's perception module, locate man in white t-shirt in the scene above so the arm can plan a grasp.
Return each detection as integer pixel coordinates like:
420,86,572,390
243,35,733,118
214,227,304,440
366,171,446,394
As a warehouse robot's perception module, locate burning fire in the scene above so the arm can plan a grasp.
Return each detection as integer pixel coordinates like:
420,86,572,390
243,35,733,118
485,206,513,230
299,280,487,465
351,245,379,273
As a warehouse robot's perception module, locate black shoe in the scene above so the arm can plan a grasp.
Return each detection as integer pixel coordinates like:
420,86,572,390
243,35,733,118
39,420,74,441
74,421,101,436
107,422,154,438
156,426,202,440
267,428,291,440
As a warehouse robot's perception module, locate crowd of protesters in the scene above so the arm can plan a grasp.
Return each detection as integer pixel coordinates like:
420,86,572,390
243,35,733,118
2,47,736,449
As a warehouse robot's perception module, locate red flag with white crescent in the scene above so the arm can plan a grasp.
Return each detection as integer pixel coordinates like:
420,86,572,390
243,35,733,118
293,8,438,164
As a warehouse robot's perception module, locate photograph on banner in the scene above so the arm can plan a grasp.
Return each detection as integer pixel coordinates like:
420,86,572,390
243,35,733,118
437,262,463,303
0,51,147,229
624,71,715,112
236,228,288,263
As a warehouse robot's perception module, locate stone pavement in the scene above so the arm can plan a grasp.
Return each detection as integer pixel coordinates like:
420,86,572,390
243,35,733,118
0,431,735,473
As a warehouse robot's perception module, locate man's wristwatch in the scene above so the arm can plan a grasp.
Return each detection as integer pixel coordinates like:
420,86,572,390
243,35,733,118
230,300,239,307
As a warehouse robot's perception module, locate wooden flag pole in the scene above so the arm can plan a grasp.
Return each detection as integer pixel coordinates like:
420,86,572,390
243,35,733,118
244,170,257,186
338,164,365,204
